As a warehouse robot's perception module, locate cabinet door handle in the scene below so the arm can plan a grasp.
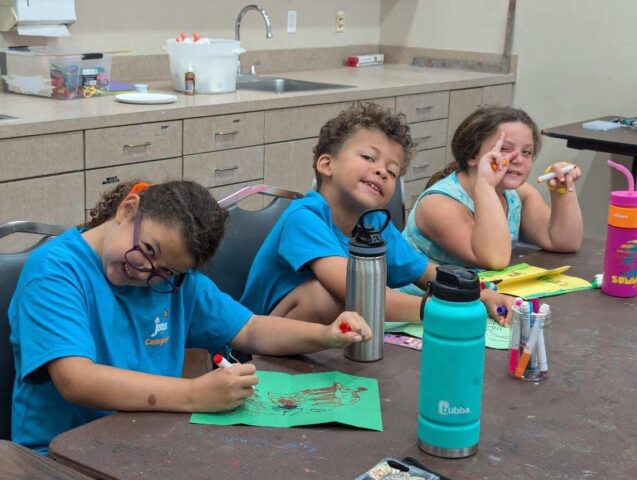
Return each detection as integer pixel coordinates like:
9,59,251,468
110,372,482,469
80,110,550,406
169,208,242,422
416,105,433,112
214,131,239,141
414,135,432,142
123,141,152,150
214,165,239,175
412,164,430,171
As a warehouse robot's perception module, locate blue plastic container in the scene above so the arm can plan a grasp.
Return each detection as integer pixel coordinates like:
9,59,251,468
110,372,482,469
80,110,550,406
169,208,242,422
417,266,486,458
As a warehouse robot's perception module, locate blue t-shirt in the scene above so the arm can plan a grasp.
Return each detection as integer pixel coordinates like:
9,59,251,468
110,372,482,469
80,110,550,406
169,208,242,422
240,191,428,315
9,228,252,453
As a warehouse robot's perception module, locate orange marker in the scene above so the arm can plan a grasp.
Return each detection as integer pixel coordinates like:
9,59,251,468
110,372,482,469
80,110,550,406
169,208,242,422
514,322,540,378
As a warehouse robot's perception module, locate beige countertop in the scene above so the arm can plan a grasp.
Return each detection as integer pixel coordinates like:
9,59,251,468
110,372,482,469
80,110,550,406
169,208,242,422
0,64,514,139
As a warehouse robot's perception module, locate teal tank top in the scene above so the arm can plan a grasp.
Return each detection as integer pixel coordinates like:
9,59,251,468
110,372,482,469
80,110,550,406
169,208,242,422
400,172,521,294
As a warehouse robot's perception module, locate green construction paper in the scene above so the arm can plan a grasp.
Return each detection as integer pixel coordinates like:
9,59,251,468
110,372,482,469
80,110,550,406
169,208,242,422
190,370,382,431
384,321,423,338
385,319,510,350
485,317,510,350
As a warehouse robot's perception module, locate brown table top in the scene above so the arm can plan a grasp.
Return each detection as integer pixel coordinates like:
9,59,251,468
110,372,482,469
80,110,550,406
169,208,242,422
0,440,92,479
542,115,637,157
49,239,637,480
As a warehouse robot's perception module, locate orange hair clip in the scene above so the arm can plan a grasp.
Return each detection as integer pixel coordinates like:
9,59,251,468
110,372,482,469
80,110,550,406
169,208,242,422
128,182,152,196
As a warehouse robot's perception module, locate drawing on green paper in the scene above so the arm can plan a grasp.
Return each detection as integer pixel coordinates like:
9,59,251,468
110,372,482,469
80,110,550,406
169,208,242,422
244,382,367,416
190,370,382,431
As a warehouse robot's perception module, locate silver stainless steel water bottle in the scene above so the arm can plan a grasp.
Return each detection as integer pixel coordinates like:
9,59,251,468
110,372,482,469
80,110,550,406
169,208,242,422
345,209,390,362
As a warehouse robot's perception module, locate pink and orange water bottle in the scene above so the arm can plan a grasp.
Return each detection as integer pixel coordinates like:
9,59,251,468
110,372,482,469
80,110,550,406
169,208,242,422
602,160,637,297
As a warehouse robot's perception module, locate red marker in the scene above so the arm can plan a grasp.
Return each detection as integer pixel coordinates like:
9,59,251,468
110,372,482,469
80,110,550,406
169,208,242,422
213,354,255,389
339,321,352,333
213,354,233,368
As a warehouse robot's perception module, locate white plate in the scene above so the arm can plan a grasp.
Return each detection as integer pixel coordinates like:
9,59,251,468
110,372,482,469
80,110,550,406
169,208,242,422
115,93,178,105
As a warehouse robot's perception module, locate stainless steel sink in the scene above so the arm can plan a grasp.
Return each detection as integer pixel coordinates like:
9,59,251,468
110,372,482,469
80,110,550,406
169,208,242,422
236,77,352,94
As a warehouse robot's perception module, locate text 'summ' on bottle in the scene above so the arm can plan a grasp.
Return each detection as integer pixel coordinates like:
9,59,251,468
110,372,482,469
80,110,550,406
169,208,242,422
344,209,390,363
417,265,487,458
602,160,637,298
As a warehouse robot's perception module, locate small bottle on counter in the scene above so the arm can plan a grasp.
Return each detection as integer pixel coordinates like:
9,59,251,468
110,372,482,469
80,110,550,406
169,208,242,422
185,70,195,96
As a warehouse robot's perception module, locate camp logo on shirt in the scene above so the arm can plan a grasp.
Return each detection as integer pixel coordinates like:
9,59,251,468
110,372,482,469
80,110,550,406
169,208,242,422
145,309,170,346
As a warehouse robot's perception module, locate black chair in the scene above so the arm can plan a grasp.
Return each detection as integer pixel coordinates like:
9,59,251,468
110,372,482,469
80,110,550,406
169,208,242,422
310,177,406,231
200,184,303,302
386,177,406,231
0,221,65,441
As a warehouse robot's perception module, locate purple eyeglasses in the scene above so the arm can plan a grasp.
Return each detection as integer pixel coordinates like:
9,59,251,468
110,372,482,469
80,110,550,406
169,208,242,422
123,212,186,294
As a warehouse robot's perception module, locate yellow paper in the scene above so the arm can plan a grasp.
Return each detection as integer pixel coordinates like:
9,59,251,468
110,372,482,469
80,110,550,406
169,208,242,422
479,263,592,299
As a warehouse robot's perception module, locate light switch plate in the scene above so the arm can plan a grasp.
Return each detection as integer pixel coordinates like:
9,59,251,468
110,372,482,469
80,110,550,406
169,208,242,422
287,10,297,33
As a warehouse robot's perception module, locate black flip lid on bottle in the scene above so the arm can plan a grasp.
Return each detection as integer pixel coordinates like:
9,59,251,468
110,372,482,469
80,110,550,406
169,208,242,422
430,265,481,302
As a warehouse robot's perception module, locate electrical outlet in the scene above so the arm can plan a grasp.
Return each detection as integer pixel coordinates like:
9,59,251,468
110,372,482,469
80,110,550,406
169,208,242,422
287,10,297,33
335,10,345,33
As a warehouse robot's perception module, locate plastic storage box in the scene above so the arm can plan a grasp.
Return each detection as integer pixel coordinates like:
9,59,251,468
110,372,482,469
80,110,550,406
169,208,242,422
0,47,113,99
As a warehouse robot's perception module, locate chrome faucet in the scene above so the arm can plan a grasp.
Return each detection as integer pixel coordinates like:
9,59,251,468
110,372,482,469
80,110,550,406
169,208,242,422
235,4,273,76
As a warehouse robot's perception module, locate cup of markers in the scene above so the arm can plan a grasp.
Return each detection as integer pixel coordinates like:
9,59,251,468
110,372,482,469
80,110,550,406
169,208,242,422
508,298,550,382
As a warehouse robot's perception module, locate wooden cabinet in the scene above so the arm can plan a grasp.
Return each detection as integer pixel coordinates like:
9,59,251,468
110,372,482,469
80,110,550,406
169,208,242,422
397,83,513,212
0,172,85,252
85,121,181,169
85,157,182,207
0,82,513,252
184,112,264,155
0,132,83,182
446,84,514,161
184,146,264,189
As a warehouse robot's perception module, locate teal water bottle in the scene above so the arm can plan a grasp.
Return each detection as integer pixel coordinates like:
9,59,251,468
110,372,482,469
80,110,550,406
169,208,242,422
417,266,487,458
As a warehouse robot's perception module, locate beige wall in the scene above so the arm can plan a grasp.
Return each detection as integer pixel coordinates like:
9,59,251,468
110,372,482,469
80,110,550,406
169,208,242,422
0,0,381,54
2,0,633,239
380,0,637,240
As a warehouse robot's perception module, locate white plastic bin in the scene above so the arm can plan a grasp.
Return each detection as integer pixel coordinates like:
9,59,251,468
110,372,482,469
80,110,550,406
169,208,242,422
164,38,245,94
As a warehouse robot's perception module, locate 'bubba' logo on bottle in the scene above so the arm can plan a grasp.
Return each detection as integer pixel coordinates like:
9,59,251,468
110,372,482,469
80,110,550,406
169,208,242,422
438,400,471,415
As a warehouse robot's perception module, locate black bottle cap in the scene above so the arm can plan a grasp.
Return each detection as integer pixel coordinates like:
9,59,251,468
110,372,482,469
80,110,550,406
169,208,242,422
430,265,480,302
349,209,390,257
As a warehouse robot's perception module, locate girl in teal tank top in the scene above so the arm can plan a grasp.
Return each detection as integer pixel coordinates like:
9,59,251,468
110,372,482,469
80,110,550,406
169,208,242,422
401,106,583,284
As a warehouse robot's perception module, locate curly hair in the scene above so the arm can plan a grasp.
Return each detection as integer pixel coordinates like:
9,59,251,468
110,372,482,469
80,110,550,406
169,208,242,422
312,101,416,189
83,180,228,267
427,105,541,189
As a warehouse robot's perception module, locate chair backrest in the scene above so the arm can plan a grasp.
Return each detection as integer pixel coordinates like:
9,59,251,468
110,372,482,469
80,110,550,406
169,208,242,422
0,222,65,441
199,185,303,301
386,177,406,231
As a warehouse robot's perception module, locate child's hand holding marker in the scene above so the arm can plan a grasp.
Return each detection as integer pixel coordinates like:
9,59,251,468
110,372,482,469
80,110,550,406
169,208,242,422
326,311,372,348
207,353,257,406
478,132,512,187
537,163,580,193
480,289,513,326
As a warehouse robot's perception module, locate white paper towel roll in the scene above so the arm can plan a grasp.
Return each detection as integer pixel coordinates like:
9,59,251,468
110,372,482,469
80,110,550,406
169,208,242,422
17,24,70,37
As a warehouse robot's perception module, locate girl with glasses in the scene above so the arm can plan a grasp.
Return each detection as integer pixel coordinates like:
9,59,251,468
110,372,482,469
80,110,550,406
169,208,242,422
9,179,370,454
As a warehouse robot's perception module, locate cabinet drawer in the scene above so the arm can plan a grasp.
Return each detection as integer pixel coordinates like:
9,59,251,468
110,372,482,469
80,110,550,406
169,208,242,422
85,157,182,207
404,147,447,182
0,132,83,182
410,119,448,151
85,121,182,169
0,172,85,253
264,138,315,194
210,180,265,211
367,96,396,112
397,91,449,123
404,177,430,211
183,146,264,188
184,112,264,155
265,102,349,143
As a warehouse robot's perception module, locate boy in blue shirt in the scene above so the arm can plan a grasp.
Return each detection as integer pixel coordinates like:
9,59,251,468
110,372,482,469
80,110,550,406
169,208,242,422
241,102,511,323
9,180,370,453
